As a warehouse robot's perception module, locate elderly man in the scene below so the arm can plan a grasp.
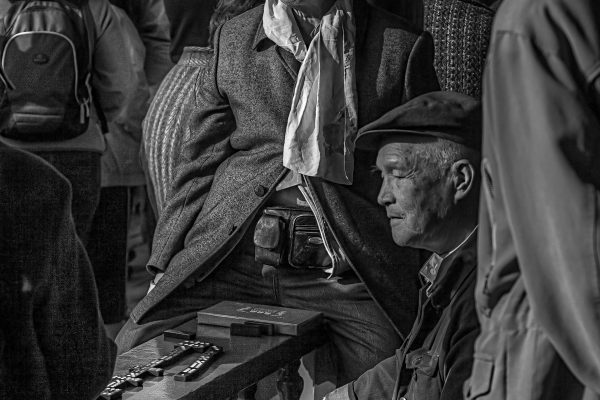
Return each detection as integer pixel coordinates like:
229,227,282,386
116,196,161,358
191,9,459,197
326,91,482,400
118,0,439,386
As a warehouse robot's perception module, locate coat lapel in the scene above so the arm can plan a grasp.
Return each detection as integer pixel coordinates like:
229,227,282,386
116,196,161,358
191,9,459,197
253,19,301,80
275,46,300,79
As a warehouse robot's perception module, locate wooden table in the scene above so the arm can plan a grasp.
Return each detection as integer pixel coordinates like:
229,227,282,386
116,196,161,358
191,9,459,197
112,320,328,400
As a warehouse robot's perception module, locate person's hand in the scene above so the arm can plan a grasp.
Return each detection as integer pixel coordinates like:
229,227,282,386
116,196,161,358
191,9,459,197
147,272,164,294
323,384,351,400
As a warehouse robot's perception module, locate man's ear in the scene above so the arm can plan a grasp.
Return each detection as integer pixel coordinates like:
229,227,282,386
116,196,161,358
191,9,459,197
451,159,475,202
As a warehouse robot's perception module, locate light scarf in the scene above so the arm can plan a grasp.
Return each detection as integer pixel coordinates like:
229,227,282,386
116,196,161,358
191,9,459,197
263,0,358,185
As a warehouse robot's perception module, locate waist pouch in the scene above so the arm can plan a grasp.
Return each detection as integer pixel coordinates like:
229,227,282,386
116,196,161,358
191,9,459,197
253,206,330,269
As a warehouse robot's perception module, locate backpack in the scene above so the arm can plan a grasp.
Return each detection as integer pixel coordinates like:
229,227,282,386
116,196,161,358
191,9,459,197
0,0,95,141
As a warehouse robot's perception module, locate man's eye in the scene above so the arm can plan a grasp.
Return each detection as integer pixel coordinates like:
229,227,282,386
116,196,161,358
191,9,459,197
391,170,406,178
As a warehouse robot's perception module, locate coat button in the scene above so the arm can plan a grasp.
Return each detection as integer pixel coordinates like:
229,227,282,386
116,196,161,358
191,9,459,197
254,184,268,197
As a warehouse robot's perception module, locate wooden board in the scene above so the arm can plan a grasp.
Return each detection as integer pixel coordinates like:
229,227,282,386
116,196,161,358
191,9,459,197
111,320,328,400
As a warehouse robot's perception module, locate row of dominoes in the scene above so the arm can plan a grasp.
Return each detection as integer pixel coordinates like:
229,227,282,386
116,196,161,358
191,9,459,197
173,345,223,381
98,340,222,399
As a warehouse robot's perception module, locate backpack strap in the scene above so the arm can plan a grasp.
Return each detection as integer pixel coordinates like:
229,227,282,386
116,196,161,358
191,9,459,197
0,67,14,91
0,6,15,90
80,0,109,134
80,0,94,70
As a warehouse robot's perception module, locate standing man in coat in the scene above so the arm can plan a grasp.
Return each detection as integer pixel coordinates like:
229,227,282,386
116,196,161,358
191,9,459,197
465,0,600,398
117,0,439,386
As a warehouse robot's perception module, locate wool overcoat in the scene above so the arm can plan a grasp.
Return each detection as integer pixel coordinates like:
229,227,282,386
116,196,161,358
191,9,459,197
135,2,440,336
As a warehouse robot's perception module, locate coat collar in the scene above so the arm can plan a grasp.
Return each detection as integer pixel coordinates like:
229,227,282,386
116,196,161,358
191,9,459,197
252,19,269,51
420,231,478,310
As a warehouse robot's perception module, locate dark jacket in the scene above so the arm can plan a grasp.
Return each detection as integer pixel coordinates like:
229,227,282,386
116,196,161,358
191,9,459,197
164,0,216,62
0,143,116,399
475,0,600,395
342,239,479,400
137,2,440,336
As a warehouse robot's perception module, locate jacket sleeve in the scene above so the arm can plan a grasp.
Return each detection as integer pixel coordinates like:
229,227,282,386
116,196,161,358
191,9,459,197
148,23,235,273
106,4,150,142
341,352,402,400
89,0,136,122
439,299,480,400
483,23,600,391
131,0,174,93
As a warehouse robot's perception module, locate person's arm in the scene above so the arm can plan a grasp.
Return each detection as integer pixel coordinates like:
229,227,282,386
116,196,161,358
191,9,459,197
89,0,136,122
106,4,150,142
439,302,479,400
483,26,600,391
130,0,174,94
325,351,402,400
148,23,235,273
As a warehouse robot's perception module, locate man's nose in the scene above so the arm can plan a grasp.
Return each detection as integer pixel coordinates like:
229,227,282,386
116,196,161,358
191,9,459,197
377,183,393,206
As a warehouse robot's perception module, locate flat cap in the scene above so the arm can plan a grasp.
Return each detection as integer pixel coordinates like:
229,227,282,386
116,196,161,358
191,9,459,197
355,91,482,150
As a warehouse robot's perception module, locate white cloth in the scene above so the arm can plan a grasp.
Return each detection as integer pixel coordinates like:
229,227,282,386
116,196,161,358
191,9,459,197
263,0,358,185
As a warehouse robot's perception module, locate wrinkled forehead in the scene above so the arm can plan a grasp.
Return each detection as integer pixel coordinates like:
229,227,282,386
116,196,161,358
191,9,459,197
380,133,438,147
375,135,438,170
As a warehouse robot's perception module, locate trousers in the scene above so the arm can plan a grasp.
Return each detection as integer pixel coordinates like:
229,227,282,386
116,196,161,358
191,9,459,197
116,232,401,386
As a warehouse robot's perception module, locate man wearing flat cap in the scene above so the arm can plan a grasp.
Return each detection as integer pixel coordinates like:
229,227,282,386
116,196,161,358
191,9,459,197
326,91,481,400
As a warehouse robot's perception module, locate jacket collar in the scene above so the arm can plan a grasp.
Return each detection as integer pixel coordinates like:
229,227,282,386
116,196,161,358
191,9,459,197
252,19,269,50
420,230,478,309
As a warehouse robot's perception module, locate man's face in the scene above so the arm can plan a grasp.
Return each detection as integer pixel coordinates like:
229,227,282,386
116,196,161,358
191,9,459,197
376,140,453,251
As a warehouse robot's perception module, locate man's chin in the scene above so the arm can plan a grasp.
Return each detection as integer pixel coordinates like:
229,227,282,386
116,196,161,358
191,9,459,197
390,223,421,249
391,232,415,248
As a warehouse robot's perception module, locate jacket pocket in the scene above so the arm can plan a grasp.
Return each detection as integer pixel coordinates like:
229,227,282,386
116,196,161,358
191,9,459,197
405,348,439,377
403,348,442,400
464,354,494,399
